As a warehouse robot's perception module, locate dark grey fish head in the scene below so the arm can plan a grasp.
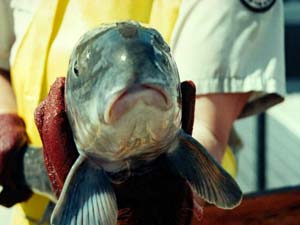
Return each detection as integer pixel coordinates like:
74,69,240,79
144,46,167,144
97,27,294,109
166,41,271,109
65,21,181,165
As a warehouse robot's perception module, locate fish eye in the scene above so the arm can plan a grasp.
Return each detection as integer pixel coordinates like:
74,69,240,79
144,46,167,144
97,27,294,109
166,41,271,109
161,54,168,66
151,32,170,53
73,60,79,76
156,51,169,66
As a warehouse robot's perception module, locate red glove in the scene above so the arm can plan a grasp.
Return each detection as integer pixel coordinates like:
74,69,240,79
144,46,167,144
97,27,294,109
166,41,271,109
0,114,33,207
181,81,205,224
34,77,79,197
181,81,196,136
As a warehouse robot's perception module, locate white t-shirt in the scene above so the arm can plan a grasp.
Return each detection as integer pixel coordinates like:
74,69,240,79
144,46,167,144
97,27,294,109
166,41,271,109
0,0,286,116
171,0,285,97
0,0,40,70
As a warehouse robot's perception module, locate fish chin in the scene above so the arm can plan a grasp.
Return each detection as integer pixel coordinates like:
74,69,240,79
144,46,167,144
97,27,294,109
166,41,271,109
76,101,180,163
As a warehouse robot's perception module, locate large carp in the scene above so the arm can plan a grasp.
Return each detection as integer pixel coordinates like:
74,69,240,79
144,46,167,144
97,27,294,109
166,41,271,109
52,21,242,225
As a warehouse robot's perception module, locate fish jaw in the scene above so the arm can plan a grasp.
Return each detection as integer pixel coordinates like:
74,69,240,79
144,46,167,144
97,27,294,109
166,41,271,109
81,100,180,164
104,84,172,124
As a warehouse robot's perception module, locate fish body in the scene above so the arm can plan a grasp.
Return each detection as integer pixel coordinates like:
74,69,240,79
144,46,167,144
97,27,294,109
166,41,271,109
52,21,242,225
65,21,181,171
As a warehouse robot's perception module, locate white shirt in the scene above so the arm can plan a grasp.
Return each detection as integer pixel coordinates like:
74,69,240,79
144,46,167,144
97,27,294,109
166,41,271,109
0,0,40,70
171,0,286,115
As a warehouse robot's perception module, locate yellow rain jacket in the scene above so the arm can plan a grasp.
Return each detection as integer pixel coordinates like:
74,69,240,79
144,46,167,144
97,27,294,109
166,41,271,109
10,0,236,224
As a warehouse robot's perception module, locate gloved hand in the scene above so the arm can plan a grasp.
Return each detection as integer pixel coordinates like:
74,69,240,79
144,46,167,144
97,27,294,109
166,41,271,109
181,81,196,136
0,114,33,207
181,81,205,224
34,77,79,198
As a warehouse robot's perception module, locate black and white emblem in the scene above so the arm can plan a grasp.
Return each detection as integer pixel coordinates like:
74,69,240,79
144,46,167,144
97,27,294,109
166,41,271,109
241,0,276,12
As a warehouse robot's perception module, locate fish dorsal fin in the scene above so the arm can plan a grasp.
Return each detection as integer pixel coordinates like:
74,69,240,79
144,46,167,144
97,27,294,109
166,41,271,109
51,155,118,225
167,131,242,209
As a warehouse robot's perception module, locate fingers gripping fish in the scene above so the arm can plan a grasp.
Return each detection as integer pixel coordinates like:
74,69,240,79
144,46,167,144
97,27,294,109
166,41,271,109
52,21,242,225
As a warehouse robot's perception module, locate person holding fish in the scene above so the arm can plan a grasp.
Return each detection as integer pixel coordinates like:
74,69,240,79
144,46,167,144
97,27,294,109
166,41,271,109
0,0,285,224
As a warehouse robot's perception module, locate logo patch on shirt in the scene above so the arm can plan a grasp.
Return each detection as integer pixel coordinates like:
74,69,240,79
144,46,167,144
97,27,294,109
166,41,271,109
241,0,276,12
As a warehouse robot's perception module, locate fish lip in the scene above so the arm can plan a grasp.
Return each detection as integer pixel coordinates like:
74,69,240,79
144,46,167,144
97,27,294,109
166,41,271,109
104,84,172,124
142,84,169,104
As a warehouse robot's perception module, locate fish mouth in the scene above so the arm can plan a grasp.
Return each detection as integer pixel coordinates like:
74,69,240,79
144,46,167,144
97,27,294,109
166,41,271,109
104,84,172,124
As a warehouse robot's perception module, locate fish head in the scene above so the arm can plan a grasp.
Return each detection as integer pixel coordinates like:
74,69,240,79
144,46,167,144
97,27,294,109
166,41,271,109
65,21,182,164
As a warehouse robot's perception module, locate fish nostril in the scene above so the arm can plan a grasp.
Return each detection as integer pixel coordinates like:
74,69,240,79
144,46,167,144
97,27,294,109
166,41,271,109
117,22,138,39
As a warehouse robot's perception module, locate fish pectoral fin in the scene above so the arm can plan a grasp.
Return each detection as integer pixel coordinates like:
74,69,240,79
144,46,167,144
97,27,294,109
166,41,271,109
167,131,242,209
51,156,118,225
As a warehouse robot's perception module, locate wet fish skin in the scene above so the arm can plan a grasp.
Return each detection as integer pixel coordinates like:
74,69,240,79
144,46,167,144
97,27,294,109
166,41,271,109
52,21,243,225
65,21,181,165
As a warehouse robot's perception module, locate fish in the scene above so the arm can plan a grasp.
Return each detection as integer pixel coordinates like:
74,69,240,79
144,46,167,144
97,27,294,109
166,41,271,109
51,21,242,225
